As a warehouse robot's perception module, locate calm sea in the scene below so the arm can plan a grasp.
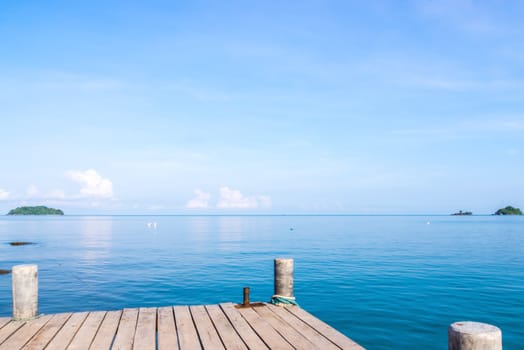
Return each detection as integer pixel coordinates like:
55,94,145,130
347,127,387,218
0,215,522,349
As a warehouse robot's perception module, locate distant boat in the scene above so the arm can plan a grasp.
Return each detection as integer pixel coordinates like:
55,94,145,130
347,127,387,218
147,222,157,228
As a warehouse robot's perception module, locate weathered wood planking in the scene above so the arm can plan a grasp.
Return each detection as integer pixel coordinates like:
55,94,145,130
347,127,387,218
0,303,364,349
0,318,11,330
236,306,294,350
112,308,138,350
22,313,72,350
68,311,106,350
205,305,247,350
0,315,51,350
264,304,340,350
284,305,365,350
45,312,89,350
133,308,156,350
220,303,269,350
174,306,202,349
190,305,225,350
157,307,178,350
253,304,319,349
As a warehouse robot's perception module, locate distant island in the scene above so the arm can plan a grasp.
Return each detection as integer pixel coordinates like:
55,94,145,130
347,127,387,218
451,210,472,216
494,206,522,215
7,206,64,215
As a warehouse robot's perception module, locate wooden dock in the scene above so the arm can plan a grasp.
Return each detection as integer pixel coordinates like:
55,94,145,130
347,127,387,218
0,302,364,349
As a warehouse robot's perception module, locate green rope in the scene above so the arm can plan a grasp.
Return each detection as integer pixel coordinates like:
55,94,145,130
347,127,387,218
270,295,299,306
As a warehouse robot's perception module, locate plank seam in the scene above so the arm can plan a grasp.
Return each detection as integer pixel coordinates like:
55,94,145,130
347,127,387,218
65,312,91,349
108,310,125,350
217,304,252,349
283,307,351,349
85,311,108,350
0,321,25,346
28,313,74,349
203,305,227,349
237,306,293,350
261,304,340,350
16,315,54,350
188,306,205,349
252,306,310,350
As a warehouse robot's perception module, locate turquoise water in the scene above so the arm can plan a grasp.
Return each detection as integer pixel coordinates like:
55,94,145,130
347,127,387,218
0,215,522,349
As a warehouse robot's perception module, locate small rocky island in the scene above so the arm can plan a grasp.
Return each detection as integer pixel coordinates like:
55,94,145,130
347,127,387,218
451,210,473,216
7,206,64,215
494,206,522,215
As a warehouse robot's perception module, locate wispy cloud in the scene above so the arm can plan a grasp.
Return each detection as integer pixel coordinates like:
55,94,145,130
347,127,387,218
0,189,10,200
167,82,232,101
391,117,524,139
415,0,509,34
216,187,271,209
0,70,128,94
462,118,524,132
25,185,66,199
38,71,127,91
66,169,113,198
186,189,211,209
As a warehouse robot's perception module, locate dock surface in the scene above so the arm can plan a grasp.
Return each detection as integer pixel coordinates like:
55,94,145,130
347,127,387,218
0,302,363,349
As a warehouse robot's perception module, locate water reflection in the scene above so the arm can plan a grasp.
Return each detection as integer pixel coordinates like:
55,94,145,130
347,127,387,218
79,217,113,262
187,216,213,241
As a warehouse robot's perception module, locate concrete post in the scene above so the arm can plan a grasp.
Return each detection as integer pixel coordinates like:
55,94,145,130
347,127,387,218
449,321,502,350
12,264,38,320
274,258,294,297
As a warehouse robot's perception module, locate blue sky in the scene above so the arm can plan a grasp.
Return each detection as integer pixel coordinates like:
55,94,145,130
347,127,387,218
1,0,523,214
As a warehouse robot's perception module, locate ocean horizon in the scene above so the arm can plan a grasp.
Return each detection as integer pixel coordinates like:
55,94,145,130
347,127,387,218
1,214,523,349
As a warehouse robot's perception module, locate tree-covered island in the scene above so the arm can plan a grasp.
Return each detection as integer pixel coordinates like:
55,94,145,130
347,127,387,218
7,206,64,215
494,206,522,215
451,210,473,216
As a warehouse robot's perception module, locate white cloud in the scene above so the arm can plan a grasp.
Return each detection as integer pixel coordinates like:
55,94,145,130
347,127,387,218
216,187,271,209
186,189,211,209
66,169,113,198
0,188,9,200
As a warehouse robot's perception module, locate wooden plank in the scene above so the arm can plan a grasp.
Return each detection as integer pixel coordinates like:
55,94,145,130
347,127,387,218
253,304,319,350
174,305,202,350
205,305,247,350
237,306,294,350
22,313,72,350
157,307,178,350
132,308,157,350
89,310,122,350
0,315,52,350
264,304,340,350
0,319,25,345
112,308,139,350
284,306,365,350
0,318,10,330
68,311,106,350
190,305,225,350
219,304,268,350
45,311,89,350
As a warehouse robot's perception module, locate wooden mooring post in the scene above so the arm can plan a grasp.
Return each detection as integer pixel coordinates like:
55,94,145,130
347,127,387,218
11,264,38,320
274,258,294,298
448,321,502,350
